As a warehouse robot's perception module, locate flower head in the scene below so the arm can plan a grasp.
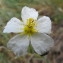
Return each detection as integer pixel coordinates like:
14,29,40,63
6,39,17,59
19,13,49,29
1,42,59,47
3,6,54,56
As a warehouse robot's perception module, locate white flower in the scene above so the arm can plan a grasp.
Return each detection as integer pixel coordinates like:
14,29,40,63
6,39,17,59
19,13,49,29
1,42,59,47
3,6,54,56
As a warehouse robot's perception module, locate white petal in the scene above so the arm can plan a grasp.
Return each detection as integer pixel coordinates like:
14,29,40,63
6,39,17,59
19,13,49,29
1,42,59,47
21,6,38,23
37,16,51,34
31,33,54,55
7,34,29,56
3,17,24,33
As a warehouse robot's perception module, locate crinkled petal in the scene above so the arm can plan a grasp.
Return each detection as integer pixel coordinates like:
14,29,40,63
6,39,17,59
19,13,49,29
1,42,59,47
7,34,29,56
31,33,54,55
3,17,24,33
37,16,51,34
21,6,38,23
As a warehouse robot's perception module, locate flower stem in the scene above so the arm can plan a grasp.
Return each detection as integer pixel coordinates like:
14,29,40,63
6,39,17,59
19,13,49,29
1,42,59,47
28,41,35,54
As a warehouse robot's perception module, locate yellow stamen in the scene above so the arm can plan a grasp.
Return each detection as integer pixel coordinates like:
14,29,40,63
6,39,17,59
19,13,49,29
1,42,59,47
23,18,37,36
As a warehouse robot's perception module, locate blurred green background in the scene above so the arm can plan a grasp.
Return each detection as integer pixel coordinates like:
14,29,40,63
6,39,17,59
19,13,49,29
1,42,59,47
0,0,63,63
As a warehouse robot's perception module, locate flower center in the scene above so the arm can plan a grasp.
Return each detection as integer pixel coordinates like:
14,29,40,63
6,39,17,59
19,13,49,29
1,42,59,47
23,18,37,36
